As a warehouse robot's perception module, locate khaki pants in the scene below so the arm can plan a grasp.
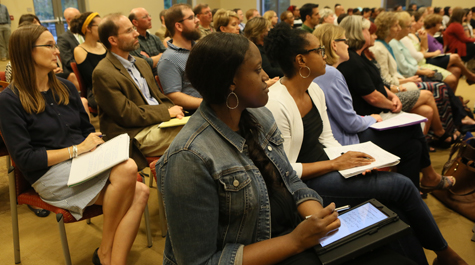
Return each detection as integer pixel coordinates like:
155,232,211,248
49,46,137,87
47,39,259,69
134,124,182,157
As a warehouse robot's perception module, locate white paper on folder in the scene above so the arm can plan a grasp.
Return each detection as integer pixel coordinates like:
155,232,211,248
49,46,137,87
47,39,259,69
369,112,427,131
324,141,400,178
67,133,130,187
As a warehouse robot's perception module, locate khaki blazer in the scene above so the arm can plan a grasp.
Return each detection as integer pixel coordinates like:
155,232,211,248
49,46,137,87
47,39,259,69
93,52,174,169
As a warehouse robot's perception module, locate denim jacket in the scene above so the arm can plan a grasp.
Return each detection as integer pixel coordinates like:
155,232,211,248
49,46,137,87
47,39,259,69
156,102,322,265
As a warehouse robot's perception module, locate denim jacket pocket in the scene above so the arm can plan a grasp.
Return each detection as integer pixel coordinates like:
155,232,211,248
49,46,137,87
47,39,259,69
217,169,258,245
219,170,252,192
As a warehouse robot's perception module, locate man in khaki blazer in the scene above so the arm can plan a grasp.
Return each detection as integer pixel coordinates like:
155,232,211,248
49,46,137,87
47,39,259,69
93,13,184,169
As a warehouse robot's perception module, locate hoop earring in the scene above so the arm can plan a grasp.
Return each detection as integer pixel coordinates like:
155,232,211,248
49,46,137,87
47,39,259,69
299,66,311,78
226,91,239,109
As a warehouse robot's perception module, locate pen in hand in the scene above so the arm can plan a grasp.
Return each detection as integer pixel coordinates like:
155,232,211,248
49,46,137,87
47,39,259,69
305,205,351,219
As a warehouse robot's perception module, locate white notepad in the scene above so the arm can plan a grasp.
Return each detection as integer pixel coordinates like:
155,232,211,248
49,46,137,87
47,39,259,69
67,133,130,187
324,141,400,178
369,112,427,131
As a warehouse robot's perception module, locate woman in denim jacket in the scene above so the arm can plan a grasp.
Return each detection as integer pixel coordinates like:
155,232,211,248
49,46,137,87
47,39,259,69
156,31,426,265
156,32,342,265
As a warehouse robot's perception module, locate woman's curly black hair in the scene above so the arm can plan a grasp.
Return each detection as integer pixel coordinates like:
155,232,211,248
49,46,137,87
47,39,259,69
264,23,310,78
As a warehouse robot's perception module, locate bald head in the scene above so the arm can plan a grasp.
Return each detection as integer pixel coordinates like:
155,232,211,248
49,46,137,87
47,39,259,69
64,7,80,26
129,7,152,32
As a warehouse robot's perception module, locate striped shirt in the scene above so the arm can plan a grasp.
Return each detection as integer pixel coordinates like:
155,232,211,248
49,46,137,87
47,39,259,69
156,40,201,98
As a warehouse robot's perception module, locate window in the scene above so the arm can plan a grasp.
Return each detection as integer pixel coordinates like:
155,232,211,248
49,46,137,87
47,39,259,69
164,0,192,10
261,0,290,21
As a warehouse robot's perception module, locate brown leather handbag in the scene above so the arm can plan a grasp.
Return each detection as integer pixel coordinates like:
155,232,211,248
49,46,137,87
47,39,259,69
432,137,475,221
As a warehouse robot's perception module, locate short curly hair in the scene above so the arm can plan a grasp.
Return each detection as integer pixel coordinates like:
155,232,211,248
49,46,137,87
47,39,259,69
424,14,442,29
264,23,310,78
374,11,398,40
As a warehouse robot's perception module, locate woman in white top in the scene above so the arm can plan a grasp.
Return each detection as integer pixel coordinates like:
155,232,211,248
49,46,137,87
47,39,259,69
264,22,467,265
402,11,475,85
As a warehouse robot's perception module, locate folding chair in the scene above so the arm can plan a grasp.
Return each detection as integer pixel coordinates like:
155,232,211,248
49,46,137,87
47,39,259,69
1,133,152,264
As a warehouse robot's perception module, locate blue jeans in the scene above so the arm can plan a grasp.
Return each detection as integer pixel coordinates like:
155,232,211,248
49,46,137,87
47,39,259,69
305,171,448,265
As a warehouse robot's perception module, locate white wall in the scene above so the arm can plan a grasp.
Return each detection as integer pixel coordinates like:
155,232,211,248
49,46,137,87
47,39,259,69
86,0,165,36
291,0,381,10
3,0,474,35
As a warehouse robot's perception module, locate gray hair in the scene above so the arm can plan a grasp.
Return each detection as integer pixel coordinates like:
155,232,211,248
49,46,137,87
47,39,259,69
339,15,366,50
319,8,334,23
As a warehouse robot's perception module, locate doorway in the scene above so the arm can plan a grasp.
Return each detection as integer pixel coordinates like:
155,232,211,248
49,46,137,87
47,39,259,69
33,0,85,40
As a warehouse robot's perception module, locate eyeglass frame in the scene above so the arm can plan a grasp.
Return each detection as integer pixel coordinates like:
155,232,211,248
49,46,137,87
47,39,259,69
303,45,325,57
178,15,196,23
334,38,348,45
33,44,59,51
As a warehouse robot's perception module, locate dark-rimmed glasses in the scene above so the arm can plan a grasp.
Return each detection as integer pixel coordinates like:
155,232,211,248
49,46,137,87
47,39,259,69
334,38,348,45
179,15,196,23
305,46,325,57
33,44,59,51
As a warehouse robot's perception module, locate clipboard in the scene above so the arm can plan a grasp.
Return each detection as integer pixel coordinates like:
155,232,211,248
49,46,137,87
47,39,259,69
315,199,412,265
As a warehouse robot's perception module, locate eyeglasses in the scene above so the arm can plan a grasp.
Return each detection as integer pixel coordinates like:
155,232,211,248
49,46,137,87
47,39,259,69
119,26,137,35
305,45,325,57
33,44,59,51
179,15,196,23
334,38,348,45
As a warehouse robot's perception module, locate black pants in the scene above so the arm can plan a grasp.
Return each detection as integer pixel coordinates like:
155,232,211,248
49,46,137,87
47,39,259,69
357,124,430,188
277,246,418,265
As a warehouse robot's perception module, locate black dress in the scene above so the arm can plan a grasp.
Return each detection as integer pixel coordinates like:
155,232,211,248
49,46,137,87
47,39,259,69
76,46,107,109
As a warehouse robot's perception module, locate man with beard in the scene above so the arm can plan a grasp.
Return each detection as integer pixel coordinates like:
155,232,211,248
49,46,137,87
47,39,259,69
157,4,203,112
129,7,166,75
93,13,184,169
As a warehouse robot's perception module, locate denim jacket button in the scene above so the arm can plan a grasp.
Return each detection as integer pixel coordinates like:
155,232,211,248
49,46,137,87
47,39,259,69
286,171,290,176
233,179,239,187
267,146,272,151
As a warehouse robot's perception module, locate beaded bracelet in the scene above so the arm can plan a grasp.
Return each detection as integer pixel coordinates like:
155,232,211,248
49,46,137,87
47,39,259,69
68,147,72,159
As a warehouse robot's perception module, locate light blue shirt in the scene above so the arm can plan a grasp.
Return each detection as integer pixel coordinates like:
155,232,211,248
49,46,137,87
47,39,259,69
112,52,159,105
389,39,419,77
314,65,376,145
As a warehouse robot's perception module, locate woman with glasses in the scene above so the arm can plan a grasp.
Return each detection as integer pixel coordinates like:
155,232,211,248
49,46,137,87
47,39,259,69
157,31,417,265
264,23,468,265
0,25,149,265
389,12,459,90
71,12,107,111
313,23,452,194
369,12,475,146
6,17,80,91
403,12,475,86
